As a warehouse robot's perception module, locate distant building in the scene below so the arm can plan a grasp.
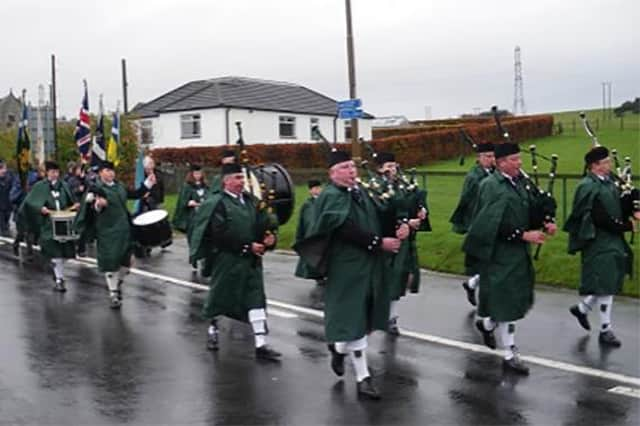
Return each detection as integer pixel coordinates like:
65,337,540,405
27,104,55,160
0,91,21,130
372,115,409,128
131,76,374,148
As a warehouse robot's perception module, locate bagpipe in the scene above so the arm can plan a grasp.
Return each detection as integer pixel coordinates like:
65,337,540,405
579,112,639,241
491,106,559,259
233,121,295,231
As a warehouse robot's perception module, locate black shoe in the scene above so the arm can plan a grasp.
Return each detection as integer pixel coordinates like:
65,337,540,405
387,319,400,336
53,279,66,293
12,242,19,256
255,345,282,361
206,332,219,351
569,305,591,331
110,294,122,309
599,330,621,348
116,281,123,300
475,319,496,349
77,251,87,258
328,344,345,376
357,377,381,400
502,356,530,376
462,281,477,306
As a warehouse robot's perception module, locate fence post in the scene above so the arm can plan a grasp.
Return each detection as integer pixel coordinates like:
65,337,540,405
562,177,568,224
595,118,599,131
572,119,576,135
620,115,624,130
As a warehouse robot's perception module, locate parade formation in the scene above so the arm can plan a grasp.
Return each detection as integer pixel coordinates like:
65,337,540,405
1,104,639,406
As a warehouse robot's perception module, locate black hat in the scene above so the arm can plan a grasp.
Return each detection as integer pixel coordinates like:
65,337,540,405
328,150,351,167
375,152,395,166
308,179,322,189
476,142,495,153
221,149,236,159
494,143,520,159
99,161,115,171
221,163,242,176
584,146,609,165
45,161,60,171
190,164,202,172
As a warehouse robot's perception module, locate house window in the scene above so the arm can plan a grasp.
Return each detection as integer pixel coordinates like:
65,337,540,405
140,120,153,145
344,121,352,141
279,116,296,139
310,117,320,140
7,114,16,128
181,113,201,139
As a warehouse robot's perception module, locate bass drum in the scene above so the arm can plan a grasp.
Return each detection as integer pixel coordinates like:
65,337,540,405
132,209,173,248
250,163,295,225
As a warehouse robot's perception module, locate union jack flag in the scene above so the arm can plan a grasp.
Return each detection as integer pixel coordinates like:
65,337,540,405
74,80,91,161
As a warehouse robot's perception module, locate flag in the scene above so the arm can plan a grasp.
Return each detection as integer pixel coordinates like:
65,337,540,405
91,95,106,167
133,149,145,214
107,110,120,167
16,91,31,189
74,81,92,162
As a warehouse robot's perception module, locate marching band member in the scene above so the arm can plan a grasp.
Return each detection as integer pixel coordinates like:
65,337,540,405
450,143,495,306
19,161,78,291
173,164,209,271
463,143,556,375
189,163,281,360
565,146,639,347
295,150,404,400
75,161,133,309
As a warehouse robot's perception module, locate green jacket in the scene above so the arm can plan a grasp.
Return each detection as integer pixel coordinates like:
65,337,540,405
564,174,632,295
450,164,491,234
75,180,132,272
463,173,535,321
189,191,276,322
20,179,76,259
172,182,209,245
294,183,389,342
294,197,323,279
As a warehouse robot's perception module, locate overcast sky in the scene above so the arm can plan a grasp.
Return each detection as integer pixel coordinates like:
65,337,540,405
2,0,638,119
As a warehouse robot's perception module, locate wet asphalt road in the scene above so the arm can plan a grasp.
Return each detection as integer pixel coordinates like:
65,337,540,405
0,237,638,425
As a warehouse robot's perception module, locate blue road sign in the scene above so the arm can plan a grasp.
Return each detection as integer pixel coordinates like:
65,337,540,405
338,108,364,119
337,98,362,110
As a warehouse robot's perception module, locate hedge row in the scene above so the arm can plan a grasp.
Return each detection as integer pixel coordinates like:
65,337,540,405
372,115,526,139
152,115,553,169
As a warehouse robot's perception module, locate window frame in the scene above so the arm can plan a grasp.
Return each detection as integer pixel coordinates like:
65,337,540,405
279,115,296,139
180,113,202,139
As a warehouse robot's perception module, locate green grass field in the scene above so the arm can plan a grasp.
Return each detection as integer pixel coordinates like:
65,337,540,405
162,109,640,296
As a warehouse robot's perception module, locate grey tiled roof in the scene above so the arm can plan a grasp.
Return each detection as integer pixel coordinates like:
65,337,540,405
131,76,374,118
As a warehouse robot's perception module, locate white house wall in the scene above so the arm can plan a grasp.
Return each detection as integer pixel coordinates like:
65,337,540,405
139,108,373,148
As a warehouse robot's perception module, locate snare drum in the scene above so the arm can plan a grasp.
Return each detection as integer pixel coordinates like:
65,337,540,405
50,210,79,242
132,209,173,248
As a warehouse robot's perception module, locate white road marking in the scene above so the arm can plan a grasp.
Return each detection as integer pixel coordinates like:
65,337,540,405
1,237,638,387
608,386,640,399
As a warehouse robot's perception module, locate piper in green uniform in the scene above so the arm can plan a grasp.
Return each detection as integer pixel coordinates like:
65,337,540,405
374,152,425,336
463,143,557,375
565,146,638,347
19,161,78,291
172,164,209,271
75,161,133,309
294,150,404,400
208,149,237,196
294,179,326,309
189,163,281,361
450,143,495,306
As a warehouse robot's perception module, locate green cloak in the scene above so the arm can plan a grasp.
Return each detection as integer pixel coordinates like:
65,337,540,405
189,192,275,323
208,174,222,196
294,197,323,279
462,173,535,322
19,179,76,259
450,164,490,234
172,182,209,245
451,165,491,276
75,180,132,272
563,174,632,295
294,183,389,343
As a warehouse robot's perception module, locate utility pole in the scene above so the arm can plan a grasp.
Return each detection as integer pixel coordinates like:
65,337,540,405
121,58,129,114
345,0,360,160
601,82,606,120
607,81,612,121
51,54,58,157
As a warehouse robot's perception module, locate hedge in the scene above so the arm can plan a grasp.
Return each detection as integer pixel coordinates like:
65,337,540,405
151,114,553,169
